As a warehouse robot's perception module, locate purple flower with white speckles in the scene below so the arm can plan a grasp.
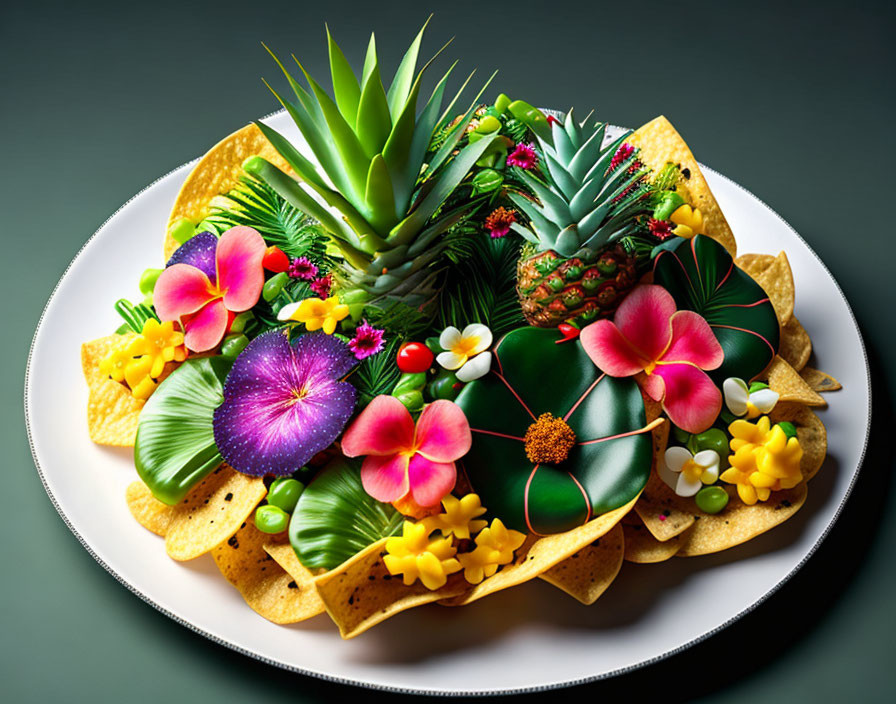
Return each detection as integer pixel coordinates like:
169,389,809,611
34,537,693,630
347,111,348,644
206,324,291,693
288,256,318,281
213,330,357,476
348,321,385,360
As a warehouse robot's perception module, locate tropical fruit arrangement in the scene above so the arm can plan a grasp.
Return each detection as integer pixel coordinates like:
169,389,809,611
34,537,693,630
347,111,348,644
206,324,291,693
81,22,839,638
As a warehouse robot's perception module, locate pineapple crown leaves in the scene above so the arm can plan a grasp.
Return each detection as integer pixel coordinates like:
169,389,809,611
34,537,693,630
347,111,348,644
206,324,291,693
508,109,650,258
245,19,498,282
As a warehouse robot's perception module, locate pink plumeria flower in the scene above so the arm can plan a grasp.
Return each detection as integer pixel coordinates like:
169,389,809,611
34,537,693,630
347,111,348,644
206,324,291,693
341,396,472,508
580,284,724,433
154,226,267,352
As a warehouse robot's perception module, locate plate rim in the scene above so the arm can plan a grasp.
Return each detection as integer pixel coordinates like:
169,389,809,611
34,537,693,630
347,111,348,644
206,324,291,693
22,112,873,696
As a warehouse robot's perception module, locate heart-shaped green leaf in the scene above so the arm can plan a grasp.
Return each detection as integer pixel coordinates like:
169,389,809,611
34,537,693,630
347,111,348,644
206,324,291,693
135,358,232,505
289,457,403,570
653,235,780,382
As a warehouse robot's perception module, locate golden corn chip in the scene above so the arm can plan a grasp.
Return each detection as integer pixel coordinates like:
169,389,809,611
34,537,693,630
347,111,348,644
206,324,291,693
623,513,688,563
211,522,323,624
164,123,293,259
735,253,776,279
779,317,812,372
676,483,808,557
539,524,624,604
165,465,266,561
125,480,174,537
764,356,826,407
82,335,144,447
755,252,795,325
627,116,737,257
262,541,326,619
799,367,842,393
770,402,828,481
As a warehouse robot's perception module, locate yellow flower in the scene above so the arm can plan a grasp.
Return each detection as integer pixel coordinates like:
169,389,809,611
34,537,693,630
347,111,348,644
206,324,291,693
458,518,527,585
383,521,462,590
123,355,158,400
277,296,349,335
421,493,488,540
98,334,137,383
719,416,803,505
670,204,705,238
128,319,186,378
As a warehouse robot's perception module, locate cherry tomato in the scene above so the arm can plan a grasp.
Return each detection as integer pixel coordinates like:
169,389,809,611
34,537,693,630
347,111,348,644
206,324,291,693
262,246,290,273
396,342,434,373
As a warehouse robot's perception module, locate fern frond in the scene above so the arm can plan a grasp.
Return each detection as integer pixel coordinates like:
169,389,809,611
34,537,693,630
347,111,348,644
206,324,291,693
350,336,403,407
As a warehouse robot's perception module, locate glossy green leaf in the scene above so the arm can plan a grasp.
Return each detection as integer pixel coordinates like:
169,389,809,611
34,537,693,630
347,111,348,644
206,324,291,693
653,234,781,382
135,358,232,505
386,16,430,117
326,26,361,129
289,458,403,570
356,64,392,159
364,154,397,235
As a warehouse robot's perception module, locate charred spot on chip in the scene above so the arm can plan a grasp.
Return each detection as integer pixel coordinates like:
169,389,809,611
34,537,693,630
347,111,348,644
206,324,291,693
681,167,691,179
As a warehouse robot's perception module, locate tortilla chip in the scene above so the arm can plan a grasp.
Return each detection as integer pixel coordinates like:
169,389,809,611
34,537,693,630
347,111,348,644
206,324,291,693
800,367,842,393
779,317,812,372
676,483,808,557
539,524,625,604
262,541,326,618
764,356,826,407
755,252,795,325
165,465,266,561
623,514,688,563
627,116,737,257
125,480,174,537
164,123,293,259
735,253,776,279
211,522,323,624
770,402,828,481
82,335,144,447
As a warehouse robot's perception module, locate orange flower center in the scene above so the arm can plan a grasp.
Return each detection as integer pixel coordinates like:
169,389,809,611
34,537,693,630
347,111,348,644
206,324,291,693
524,413,577,464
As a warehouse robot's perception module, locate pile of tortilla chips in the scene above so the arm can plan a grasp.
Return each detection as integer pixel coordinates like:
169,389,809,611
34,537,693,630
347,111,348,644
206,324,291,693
83,116,836,639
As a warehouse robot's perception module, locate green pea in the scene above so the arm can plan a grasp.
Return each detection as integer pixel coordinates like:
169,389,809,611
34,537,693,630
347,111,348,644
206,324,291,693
425,336,443,354
221,333,249,358
169,218,196,245
393,372,426,395
262,272,289,301
394,389,424,412
777,421,798,440
653,191,686,221
268,478,305,513
494,93,511,114
255,505,289,534
229,311,254,334
139,268,163,295
472,169,504,194
694,427,729,457
427,370,460,401
695,486,729,515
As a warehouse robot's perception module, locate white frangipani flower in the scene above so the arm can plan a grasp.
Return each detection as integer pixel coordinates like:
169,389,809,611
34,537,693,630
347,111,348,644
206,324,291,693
436,324,493,382
723,377,779,418
660,446,721,497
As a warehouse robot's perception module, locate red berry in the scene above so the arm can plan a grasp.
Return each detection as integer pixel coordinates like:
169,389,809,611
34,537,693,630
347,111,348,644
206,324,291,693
396,342,435,373
262,246,290,273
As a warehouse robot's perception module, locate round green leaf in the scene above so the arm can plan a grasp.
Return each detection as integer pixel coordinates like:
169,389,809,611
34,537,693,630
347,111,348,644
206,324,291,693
653,235,780,381
455,327,652,535
135,357,232,505
289,458,403,570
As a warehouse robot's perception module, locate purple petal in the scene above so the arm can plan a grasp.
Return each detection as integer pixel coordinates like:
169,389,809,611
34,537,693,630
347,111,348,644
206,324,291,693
213,330,357,476
166,231,218,283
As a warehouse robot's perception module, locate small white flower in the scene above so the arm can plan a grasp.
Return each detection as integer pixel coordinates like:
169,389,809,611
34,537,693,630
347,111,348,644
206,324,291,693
723,377,779,418
660,446,720,497
436,324,493,381
276,301,301,321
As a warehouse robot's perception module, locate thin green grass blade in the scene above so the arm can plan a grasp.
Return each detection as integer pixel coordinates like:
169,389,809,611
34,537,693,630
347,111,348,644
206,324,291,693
361,33,377,86
386,15,431,118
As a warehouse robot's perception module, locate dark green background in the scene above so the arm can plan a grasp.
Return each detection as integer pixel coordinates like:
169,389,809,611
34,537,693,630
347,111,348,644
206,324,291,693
4,0,894,700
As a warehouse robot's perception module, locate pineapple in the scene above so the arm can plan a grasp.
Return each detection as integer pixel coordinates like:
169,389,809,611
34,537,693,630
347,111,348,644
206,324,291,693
243,22,496,308
509,110,652,327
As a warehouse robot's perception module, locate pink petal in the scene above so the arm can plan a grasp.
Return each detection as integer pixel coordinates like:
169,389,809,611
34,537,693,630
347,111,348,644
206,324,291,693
360,454,410,503
153,264,214,322
215,226,267,312
652,362,722,434
414,400,472,463
641,372,666,402
407,454,456,507
341,395,416,457
580,319,645,377
662,310,724,370
613,285,676,362
182,299,229,352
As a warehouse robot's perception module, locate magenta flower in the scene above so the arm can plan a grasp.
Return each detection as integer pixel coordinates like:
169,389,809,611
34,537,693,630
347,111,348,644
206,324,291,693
348,321,385,360
154,227,266,352
506,142,538,170
213,330,357,476
310,274,333,299
288,256,318,281
609,143,635,171
341,396,472,507
580,284,724,433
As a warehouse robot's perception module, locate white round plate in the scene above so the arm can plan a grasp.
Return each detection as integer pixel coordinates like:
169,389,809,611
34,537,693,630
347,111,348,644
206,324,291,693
25,110,870,695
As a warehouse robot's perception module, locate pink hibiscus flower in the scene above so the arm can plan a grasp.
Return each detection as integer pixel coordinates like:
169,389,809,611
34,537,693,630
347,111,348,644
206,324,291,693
580,284,724,433
154,226,267,352
341,396,472,507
